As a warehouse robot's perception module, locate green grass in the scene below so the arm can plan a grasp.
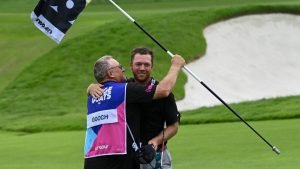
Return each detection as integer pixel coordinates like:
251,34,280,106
170,119,300,169
0,119,299,169
181,95,300,124
1,1,300,169
1,2,300,132
1,0,300,92
0,131,85,169
0,8,118,93
0,0,224,93
2,0,300,13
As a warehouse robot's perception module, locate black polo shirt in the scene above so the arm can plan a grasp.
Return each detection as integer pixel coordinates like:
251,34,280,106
84,82,156,169
128,78,180,146
140,92,179,145
126,82,157,153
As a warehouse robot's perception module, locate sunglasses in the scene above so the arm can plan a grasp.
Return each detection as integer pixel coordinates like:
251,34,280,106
108,64,125,71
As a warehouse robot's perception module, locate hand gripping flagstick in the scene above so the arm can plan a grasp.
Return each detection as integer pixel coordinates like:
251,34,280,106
108,0,280,155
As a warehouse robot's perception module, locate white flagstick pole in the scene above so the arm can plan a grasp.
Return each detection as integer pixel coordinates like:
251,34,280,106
108,0,280,155
160,121,166,167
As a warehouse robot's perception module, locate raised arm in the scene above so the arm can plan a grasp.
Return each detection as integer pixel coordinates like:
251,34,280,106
153,54,185,99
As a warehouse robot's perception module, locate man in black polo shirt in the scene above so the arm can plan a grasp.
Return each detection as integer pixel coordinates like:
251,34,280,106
84,54,185,169
88,48,180,169
129,48,179,169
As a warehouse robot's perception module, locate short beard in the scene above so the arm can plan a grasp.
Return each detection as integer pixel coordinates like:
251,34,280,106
134,74,150,85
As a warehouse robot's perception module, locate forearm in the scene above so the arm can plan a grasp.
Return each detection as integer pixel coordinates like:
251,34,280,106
153,64,182,99
148,122,179,148
87,83,103,98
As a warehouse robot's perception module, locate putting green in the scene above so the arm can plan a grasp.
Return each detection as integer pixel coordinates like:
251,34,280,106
0,119,299,169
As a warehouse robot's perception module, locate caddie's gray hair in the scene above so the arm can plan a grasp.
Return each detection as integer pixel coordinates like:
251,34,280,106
94,55,113,83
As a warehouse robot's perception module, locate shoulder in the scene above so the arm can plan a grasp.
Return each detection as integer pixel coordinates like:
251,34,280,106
126,77,135,83
126,82,155,93
149,77,159,85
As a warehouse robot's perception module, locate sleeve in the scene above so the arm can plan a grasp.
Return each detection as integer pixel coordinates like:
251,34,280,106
164,93,180,126
126,82,157,103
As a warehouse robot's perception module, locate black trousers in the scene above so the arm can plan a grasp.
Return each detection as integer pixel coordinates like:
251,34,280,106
84,154,139,169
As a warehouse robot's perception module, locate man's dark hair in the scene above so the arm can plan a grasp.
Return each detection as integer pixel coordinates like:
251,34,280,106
131,47,154,65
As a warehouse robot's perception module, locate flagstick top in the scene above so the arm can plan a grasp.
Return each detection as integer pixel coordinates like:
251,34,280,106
109,0,135,22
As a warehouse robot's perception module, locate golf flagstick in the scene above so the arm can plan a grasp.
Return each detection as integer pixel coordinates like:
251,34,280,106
109,0,280,155
161,121,166,167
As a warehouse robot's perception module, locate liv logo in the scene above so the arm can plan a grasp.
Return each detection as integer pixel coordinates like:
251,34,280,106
145,84,153,93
